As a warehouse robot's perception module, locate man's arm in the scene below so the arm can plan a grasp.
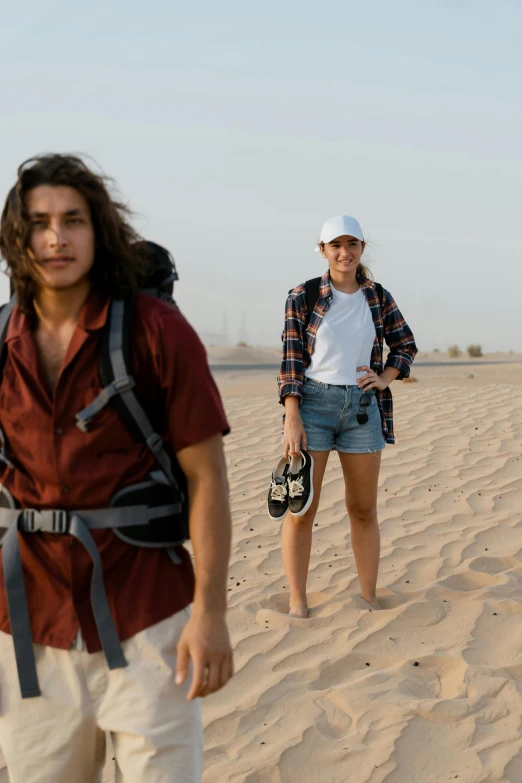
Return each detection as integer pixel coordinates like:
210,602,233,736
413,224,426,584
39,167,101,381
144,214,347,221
174,433,233,701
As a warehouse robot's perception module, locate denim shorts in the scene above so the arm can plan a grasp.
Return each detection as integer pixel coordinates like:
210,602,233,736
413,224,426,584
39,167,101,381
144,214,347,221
299,378,386,454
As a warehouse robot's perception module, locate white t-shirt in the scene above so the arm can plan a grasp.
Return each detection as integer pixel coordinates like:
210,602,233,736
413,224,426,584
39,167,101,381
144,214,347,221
305,285,376,385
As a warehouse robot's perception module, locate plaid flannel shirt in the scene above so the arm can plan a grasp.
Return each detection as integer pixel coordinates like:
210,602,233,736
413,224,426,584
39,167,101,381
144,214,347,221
278,271,417,444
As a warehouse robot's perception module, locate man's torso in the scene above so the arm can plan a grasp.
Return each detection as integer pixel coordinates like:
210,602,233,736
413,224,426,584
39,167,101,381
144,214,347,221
0,291,227,651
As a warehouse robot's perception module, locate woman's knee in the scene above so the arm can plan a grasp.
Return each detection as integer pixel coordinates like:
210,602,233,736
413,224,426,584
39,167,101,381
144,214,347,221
346,503,377,525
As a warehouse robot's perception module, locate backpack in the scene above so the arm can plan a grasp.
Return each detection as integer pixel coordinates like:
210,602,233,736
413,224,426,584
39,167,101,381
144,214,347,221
300,276,384,328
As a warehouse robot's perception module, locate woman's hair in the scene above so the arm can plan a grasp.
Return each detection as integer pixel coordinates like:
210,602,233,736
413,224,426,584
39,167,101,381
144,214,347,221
0,153,151,315
318,241,374,281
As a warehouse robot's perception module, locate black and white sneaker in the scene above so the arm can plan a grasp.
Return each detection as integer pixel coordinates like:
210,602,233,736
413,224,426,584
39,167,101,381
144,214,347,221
288,450,314,517
267,456,291,520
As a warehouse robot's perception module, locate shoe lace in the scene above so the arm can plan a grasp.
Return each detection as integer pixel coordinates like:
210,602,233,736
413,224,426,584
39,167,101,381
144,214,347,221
270,481,288,503
288,477,304,498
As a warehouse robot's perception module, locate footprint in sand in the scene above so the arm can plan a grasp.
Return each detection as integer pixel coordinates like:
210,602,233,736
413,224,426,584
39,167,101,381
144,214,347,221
353,589,408,612
243,591,343,628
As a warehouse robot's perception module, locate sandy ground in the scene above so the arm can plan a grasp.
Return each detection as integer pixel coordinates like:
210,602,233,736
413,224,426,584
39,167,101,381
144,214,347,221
2,360,522,782
204,363,522,782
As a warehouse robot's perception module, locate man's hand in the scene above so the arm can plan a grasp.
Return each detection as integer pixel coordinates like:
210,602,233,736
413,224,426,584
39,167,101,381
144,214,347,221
175,609,233,701
175,434,233,700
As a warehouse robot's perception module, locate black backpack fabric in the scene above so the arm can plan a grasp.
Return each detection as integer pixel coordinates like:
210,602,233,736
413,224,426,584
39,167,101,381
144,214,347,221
135,240,178,301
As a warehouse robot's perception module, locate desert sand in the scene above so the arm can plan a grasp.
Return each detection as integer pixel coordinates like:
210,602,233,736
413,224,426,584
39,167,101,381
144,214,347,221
203,360,522,782
2,358,522,782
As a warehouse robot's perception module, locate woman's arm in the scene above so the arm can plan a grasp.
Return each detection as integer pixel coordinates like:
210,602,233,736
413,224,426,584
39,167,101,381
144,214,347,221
283,395,307,458
278,287,309,457
278,289,307,404
381,289,418,379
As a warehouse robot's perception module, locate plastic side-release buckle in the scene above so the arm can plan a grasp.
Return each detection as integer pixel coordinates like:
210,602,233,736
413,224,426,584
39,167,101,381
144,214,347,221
21,509,69,534
52,510,69,533
113,376,135,393
146,433,164,455
21,509,36,532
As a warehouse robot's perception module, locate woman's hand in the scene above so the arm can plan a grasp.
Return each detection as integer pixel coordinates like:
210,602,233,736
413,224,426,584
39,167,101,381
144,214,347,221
283,415,307,459
356,366,389,392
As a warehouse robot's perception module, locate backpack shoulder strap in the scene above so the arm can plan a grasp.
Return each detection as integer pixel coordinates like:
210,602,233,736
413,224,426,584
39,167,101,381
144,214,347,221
304,276,322,329
0,297,17,383
375,282,384,310
75,296,177,487
0,297,18,469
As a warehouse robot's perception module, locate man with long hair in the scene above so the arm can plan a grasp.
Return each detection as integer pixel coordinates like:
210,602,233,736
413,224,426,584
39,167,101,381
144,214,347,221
0,154,233,782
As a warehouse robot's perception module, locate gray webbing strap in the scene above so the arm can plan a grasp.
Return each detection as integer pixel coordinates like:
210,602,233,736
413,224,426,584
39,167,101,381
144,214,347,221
107,300,176,484
0,296,17,338
0,505,148,531
0,503,182,532
0,503,184,699
2,521,41,698
68,514,127,671
167,548,182,565
75,376,135,432
0,298,17,470
0,425,14,469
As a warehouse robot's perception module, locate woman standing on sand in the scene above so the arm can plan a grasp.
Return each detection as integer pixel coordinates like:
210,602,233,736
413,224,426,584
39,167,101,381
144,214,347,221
273,215,417,617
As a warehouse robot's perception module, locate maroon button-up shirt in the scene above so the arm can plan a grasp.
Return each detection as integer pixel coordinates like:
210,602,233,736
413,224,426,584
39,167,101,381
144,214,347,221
0,292,229,652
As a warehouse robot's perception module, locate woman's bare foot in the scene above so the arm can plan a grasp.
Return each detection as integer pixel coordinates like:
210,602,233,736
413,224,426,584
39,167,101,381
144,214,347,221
359,594,382,611
288,601,308,618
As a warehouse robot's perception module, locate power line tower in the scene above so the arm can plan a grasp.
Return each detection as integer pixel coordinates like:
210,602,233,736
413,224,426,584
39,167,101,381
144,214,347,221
222,311,229,346
238,311,249,346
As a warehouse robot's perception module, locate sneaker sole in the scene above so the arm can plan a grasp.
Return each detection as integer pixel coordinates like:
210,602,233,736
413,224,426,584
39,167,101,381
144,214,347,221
289,455,315,518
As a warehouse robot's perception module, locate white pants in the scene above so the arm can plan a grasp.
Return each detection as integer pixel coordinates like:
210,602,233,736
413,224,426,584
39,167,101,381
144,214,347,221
0,609,203,783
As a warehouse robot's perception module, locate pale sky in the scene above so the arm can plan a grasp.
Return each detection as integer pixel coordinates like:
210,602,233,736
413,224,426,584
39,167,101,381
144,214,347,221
1,0,521,351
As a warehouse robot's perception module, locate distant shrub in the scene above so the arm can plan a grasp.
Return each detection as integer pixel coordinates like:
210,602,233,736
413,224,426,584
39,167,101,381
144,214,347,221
433,348,440,353
467,344,483,358
448,345,461,358
237,341,249,348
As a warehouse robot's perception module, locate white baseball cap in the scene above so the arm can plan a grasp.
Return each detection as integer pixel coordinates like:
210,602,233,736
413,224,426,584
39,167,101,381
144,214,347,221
314,215,364,251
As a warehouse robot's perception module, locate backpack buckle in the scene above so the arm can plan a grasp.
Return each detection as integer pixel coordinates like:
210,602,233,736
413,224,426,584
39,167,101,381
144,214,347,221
146,433,164,455
22,509,36,532
21,509,69,533
113,376,135,393
52,510,69,533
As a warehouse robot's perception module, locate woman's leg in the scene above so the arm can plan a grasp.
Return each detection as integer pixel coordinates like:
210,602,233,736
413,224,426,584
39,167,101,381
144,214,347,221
338,451,382,609
281,450,330,617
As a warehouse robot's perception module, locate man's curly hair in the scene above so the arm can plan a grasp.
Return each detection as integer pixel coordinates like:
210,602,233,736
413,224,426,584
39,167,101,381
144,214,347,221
0,153,151,315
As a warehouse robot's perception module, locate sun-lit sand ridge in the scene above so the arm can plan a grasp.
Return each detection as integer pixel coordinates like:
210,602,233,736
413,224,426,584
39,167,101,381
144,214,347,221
1,355,521,782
